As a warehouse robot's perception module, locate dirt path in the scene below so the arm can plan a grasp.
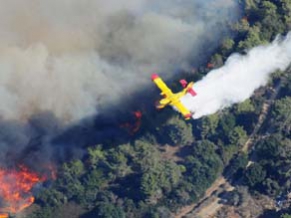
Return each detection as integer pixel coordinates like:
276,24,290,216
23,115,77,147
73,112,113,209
197,198,222,218
242,102,269,153
175,177,226,218
194,181,234,218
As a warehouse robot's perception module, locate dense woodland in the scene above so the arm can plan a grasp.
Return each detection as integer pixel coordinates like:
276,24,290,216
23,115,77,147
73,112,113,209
29,0,291,217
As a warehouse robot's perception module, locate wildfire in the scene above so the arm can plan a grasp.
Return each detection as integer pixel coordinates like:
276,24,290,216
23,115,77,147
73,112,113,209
207,62,214,68
0,213,8,218
0,165,46,214
120,110,143,135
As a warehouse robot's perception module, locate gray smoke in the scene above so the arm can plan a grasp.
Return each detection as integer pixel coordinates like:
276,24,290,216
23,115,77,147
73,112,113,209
181,33,291,119
0,0,238,124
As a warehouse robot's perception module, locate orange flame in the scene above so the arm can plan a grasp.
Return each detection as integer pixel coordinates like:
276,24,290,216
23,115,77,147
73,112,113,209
0,213,8,218
0,165,46,214
133,111,142,119
207,63,214,68
120,110,143,135
132,110,142,133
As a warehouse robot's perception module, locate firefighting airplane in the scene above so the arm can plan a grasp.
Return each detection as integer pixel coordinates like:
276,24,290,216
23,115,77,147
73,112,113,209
151,73,197,120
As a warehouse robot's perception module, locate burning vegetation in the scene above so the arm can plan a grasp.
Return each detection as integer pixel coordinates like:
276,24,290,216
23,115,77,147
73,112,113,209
0,213,8,218
120,110,143,135
0,165,46,214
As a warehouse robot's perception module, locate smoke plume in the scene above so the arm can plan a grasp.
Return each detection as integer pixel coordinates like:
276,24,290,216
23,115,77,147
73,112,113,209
0,0,238,124
181,33,291,119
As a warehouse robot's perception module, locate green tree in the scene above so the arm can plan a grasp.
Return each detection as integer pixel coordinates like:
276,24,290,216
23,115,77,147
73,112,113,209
226,153,248,178
219,144,239,165
159,161,182,193
37,188,67,207
140,171,160,198
140,159,182,199
96,203,126,218
134,140,160,172
221,38,235,56
107,149,132,177
281,0,291,28
244,163,266,188
219,113,236,138
238,25,265,49
234,99,255,114
263,178,280,196
282,72,291,97
228,126,248,147
199,114,219,139
256,134,282,160
185,140,223,195
162,116,194,146
83,169,105,189
259,1,285,41
151,207,173,218
87,145,105,167
245,0,258,10
272,97,291,134
63,159,85,177
66,180,85,201
234,99,257,132
281,214,291,218
210,53,224,68
233,18,250,35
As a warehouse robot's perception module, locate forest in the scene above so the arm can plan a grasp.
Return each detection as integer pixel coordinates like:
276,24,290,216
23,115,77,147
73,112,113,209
28,0,291,217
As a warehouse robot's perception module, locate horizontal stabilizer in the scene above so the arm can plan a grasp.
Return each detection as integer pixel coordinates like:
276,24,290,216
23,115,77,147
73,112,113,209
187,88,197,96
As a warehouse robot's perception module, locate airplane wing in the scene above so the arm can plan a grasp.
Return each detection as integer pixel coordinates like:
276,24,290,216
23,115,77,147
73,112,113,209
172,100,192,120
151,74,173,97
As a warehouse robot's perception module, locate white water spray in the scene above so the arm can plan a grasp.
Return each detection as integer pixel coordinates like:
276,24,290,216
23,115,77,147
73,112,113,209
181,33,291,119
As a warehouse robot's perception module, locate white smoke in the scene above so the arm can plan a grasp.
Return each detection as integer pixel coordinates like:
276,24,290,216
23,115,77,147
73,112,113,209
181,33,291,119
0,0,238,123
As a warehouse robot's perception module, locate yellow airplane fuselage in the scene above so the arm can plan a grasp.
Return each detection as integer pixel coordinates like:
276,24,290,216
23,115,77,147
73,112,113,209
157,82,194,108
151,74,194,120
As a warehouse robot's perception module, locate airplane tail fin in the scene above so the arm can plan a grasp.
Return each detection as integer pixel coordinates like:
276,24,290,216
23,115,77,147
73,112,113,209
179,79,188,88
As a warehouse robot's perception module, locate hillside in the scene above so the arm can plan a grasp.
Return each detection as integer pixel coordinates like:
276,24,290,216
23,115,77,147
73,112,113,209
23,0,291,217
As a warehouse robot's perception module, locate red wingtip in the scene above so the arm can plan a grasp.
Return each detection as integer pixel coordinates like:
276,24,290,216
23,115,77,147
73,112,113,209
151,73,159,80
184,114,192,120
